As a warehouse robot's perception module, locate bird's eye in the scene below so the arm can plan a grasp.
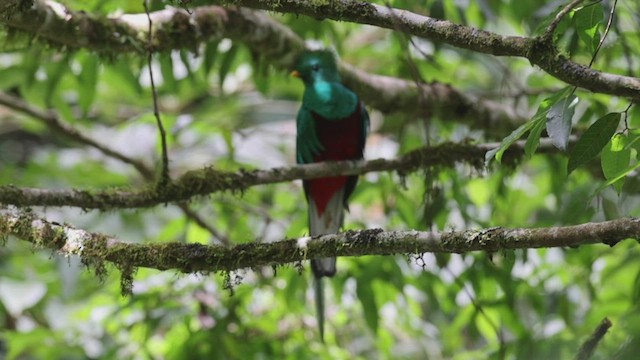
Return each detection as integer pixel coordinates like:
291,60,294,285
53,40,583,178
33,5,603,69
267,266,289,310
311,64,320,71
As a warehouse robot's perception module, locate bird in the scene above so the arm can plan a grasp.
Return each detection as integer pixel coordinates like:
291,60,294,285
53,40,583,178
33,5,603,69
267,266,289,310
291,49,369,341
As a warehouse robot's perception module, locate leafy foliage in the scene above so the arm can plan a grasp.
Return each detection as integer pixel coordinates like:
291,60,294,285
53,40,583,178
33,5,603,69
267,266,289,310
568,112,620,174
1,0,640,359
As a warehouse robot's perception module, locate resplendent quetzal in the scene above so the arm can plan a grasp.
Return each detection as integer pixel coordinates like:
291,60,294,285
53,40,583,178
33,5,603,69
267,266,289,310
292,49,369,340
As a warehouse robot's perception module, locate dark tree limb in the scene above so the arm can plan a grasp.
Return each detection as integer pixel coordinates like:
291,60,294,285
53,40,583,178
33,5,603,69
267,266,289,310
205,0,640,100
0,137,568,209
0,1,524,134
574,318,612,360
1,208,637,276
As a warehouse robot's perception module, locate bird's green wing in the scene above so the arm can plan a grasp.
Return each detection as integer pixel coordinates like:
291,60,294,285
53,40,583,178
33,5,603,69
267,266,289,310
296,107,324,164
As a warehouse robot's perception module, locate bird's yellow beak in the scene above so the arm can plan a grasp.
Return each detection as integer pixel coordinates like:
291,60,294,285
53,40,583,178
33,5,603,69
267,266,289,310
290,70,300,78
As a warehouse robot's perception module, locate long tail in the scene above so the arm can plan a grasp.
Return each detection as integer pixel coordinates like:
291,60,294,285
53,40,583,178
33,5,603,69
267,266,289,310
314,276,326,341
308,189,345,341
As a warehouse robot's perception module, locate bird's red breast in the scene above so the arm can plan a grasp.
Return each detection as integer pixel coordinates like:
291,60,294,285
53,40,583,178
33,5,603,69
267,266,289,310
305,104,365,215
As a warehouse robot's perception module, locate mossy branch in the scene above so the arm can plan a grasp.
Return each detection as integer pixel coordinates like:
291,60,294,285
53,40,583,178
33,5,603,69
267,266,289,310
0,138,567,209
208,0,640,100
1,207,638,277
0,1,521,134
0,91,229,244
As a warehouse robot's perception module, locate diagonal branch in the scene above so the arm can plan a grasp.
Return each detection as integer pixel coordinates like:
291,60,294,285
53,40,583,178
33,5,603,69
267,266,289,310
0,1,523,134
205,0,640,100
0,92,153,178
574,317,612,360
542,0,584,42
0,92,229,244
0,137,568,209
1,207,637,274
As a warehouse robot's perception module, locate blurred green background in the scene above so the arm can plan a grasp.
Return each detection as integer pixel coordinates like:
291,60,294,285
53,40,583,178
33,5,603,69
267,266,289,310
1,0,640,358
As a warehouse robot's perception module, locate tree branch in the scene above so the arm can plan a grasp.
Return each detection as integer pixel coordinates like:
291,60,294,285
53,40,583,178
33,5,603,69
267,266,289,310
143,0,171,189
574,318,612,360
0,0,31,14
0,137,568,209
0,1,523,134
207,0,640,100
1,207,637,275
0,92,153,178
0,91,229,244
542,0,584,42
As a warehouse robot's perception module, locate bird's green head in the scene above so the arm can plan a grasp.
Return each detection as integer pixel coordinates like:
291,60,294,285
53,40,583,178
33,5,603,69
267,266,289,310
291,49,340,85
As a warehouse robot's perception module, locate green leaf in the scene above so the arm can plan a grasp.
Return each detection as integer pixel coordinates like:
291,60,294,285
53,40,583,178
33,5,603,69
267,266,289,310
573,3,603,53
633,267,640,304
533,4,571,38
443,0,462,24
106,60,142,96
179,49,194,82
43,56,70,107
486,87,571,164
21,48,42,89
0,66,25,90
356,275,379,334
546,95,578,151
203,41,220,76
594,156,640,194
485,120,537,164
159,53,176,90
78,53,100,116
219,43,239,89
524,115,546,158
252,56,271,94
568,112,620,174
601,133,630,194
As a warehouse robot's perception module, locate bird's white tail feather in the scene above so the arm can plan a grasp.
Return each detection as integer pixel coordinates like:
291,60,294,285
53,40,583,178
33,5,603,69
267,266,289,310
308,188,344,277
308,188,345,341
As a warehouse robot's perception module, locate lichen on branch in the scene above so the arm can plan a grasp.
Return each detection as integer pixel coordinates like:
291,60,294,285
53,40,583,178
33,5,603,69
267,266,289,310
0,138,566,209
0,1,521,133
1,207,638,293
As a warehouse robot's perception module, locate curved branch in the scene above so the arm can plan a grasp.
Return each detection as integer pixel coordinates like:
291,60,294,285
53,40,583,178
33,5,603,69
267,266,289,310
574,318,612,360
0,90,230,244
542,0,584,42
0,1,522,134
0,92,153,178
208,0,640,100
0,137,566,209
1,208,637,274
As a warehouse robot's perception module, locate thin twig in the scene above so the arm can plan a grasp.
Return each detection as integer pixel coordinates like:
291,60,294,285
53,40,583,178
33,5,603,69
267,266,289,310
444,266,506,357
178,203,231,246
0,92,153,178
588,0,618,68
574,318,612,360
143,0,170,189
622,102,633,131
566,0,616,99
543,0,585,42
0,93,227,244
